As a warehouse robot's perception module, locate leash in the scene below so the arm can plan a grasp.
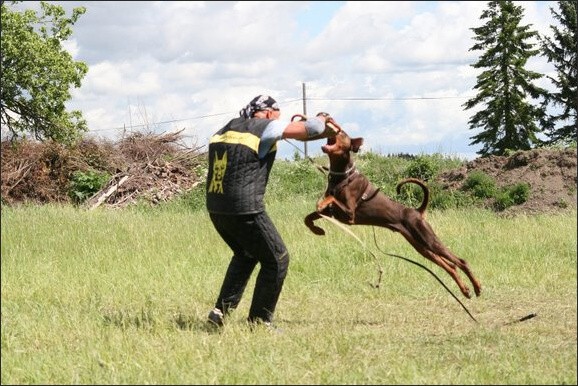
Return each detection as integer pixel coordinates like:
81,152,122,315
321,219,538,326
369,223,537,326
319,213,541,326
369,226,479,323
318,213,479,323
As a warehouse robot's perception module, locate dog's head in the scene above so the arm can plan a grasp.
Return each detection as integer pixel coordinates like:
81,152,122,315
322,129,363,157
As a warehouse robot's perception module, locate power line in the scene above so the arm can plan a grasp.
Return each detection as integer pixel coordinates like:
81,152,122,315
308,96,468,101
91,95,468,133
98,111,235,132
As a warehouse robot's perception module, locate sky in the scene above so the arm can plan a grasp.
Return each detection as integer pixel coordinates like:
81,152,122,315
12,1,558,160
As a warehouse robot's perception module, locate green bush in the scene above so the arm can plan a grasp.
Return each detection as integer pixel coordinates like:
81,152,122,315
462,171,497,199
508,182,531,205
428,182,478,210
357,157,393,191
494,183,531,211
493,191,515,211
68,170,110,204
395,180,479,211
356,152,410,194
267,159,326,200
403,156,439,181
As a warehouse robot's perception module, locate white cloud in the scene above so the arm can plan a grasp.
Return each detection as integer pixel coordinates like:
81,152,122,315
33,0,556,159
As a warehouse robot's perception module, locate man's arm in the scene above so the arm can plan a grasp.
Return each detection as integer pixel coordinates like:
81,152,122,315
258,115,338,158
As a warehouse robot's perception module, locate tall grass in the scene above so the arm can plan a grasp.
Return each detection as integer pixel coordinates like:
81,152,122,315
2,201,576,384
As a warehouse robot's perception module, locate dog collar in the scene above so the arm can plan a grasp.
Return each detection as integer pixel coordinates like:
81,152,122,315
328,164,356,176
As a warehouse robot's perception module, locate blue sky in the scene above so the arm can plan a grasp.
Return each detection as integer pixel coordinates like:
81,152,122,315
296,1,345,36
9,1,557,160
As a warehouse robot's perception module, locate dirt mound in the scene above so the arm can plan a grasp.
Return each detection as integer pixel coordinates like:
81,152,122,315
436,147,577,215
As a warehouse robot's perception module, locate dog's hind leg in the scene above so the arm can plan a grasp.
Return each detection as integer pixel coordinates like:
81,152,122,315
407,218,482,297
397,227,473,298
419,249,472,299
415,222,482,297
435,248,482,297
428,252,472,299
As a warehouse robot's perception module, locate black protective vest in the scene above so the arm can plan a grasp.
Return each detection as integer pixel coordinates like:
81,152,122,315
206,117,277,215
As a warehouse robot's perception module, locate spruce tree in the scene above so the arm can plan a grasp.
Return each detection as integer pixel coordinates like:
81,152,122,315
540,0,578,146
463,1,547,157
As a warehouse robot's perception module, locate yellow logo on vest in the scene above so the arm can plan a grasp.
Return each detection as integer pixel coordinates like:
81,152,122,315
208,151,227,194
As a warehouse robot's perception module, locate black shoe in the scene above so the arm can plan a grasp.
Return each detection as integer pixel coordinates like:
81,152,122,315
207,308,224,327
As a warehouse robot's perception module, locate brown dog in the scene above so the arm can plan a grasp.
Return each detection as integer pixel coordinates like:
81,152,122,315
304,129,482,299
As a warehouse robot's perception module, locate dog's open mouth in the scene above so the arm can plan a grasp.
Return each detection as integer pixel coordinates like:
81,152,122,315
321,135,336,153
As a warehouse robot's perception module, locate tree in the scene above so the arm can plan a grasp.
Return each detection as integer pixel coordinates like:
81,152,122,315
539,0,578,146
463,1,548,157
1,1,88,144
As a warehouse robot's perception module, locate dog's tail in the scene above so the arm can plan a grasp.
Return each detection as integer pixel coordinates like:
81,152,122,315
396,178,430,214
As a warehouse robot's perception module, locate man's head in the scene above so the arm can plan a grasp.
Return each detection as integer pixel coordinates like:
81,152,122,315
239,95,280,120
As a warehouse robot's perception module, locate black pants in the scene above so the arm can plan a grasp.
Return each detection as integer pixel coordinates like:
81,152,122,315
209,211,289,323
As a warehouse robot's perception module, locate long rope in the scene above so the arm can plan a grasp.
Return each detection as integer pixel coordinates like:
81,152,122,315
369,227,478,323
319,214,478,323
368,226,537,326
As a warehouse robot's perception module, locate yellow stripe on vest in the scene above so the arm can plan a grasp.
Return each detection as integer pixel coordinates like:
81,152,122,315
210,131,261,153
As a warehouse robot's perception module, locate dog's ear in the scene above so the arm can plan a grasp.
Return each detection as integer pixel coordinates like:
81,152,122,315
351,138,364,153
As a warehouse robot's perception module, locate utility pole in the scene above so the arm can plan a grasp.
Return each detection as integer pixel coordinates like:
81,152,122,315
302,82,308,157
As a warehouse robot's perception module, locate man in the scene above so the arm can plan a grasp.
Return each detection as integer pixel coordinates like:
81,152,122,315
205,94,338,329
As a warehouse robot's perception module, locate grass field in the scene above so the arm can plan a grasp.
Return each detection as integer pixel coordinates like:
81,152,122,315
1,202,576,384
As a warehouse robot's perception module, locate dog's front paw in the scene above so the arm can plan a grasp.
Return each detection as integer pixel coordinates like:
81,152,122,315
309,225,326,236
304,213,326,236
316,196,335,212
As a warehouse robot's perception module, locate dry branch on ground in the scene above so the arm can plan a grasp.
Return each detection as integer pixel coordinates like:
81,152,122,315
1,131,207,208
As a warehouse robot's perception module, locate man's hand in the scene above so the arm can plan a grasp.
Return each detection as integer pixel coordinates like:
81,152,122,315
287,112,342,141
316,112,342,137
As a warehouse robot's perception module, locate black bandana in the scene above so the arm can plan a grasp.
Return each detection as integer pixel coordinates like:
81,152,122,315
239,95,279,118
